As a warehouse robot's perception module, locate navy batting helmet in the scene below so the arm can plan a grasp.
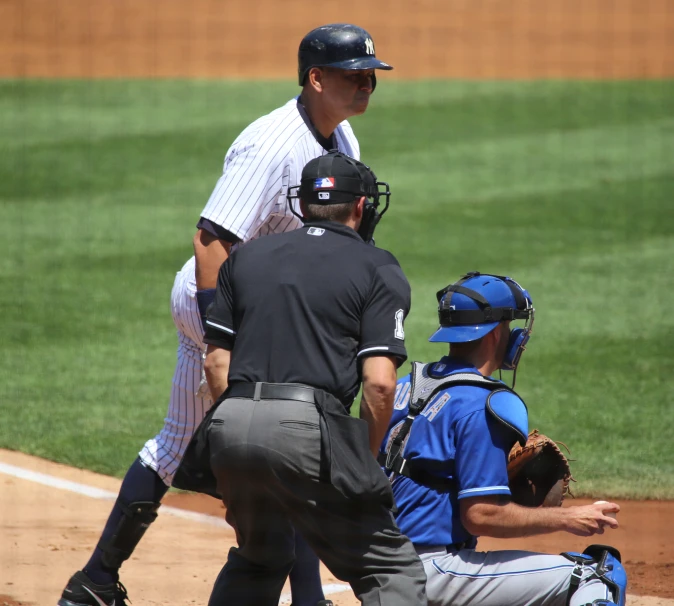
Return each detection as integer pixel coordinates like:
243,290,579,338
298,24,393,86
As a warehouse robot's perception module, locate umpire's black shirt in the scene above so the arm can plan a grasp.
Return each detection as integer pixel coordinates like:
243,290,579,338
203,220,411,409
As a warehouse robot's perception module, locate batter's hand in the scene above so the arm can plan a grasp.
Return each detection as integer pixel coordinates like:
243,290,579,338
563,501,620,536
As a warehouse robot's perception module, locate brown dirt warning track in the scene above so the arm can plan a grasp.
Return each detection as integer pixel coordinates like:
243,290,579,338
1,0,673,79
1,0,673,604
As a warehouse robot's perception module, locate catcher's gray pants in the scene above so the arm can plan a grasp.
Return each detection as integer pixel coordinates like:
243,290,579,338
421,547,613,606
207,396,427,606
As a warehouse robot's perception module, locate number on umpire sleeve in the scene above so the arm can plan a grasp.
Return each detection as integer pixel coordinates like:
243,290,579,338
394,309,405,340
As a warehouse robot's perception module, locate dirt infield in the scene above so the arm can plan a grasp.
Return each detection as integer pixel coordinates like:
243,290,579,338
165,493,674,601
1,0,673,79
0,449,673,605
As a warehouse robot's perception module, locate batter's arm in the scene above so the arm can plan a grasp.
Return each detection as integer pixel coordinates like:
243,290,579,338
193,229,233,290
204,344,231,403
460,496,620,539
359,355,398,457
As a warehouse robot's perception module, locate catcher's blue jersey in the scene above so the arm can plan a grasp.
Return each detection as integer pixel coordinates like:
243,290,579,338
380,358,528,547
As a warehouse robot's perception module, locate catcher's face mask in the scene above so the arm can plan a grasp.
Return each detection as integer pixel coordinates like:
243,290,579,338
432,271,535,373
287,151,390,244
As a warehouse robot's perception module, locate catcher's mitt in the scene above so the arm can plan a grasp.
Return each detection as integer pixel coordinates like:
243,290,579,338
507,429,574,507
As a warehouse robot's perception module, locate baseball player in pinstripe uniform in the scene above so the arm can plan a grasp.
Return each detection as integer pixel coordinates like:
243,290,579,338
58,24,393,606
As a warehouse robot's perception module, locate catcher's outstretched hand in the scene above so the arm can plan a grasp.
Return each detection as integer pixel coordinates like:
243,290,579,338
507,429,574,507
563,501,620,536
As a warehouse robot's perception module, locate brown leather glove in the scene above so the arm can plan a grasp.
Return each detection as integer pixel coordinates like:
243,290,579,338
507,429,574,507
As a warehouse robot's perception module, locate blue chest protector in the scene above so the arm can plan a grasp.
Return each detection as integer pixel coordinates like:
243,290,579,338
379,361,528,490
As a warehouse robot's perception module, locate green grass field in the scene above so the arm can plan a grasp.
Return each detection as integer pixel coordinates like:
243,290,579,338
1,79,672,498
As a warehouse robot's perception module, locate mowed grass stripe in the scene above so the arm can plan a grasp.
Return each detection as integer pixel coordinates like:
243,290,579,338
2,80,672,147
380,119,674,206
0,79,672,496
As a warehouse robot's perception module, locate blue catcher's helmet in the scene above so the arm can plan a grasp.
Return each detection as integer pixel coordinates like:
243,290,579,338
298,24,393,86
429,272,534,371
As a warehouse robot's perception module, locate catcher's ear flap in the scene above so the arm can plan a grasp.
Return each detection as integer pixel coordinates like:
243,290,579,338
501,327,531,371
486,389,528,446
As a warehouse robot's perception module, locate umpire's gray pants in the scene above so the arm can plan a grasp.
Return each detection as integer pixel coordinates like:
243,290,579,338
207,396,427,606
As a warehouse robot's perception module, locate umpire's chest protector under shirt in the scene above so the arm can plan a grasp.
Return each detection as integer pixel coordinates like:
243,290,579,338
204,220,411,408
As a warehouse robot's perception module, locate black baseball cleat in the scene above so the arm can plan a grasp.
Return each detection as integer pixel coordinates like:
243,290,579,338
317,602,334,606
57,571,129,606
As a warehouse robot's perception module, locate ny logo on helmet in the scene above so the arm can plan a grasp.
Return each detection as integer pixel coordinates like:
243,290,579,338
364,38,375,55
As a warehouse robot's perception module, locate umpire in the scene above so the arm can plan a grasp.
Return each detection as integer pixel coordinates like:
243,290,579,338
201,151,427,605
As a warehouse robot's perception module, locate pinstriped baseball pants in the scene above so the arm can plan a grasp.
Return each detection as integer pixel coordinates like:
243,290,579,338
139,256,212,485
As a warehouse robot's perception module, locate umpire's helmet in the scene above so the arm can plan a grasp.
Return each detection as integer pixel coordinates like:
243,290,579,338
298,24,393,86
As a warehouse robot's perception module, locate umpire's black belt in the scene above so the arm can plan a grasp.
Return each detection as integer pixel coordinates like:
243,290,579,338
226,382,316,404
227,381,395,509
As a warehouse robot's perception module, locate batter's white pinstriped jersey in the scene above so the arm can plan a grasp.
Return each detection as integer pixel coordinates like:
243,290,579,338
201,97,360,243
140,96,360,484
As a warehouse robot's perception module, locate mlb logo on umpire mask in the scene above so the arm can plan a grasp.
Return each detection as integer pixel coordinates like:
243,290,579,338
314,177,335,189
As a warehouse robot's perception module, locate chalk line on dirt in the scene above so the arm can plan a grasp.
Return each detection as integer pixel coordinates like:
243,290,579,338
0,461,231,527
3,456,669,604
0,459,352,602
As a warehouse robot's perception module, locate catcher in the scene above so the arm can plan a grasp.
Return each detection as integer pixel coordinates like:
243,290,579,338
379,272,627,606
